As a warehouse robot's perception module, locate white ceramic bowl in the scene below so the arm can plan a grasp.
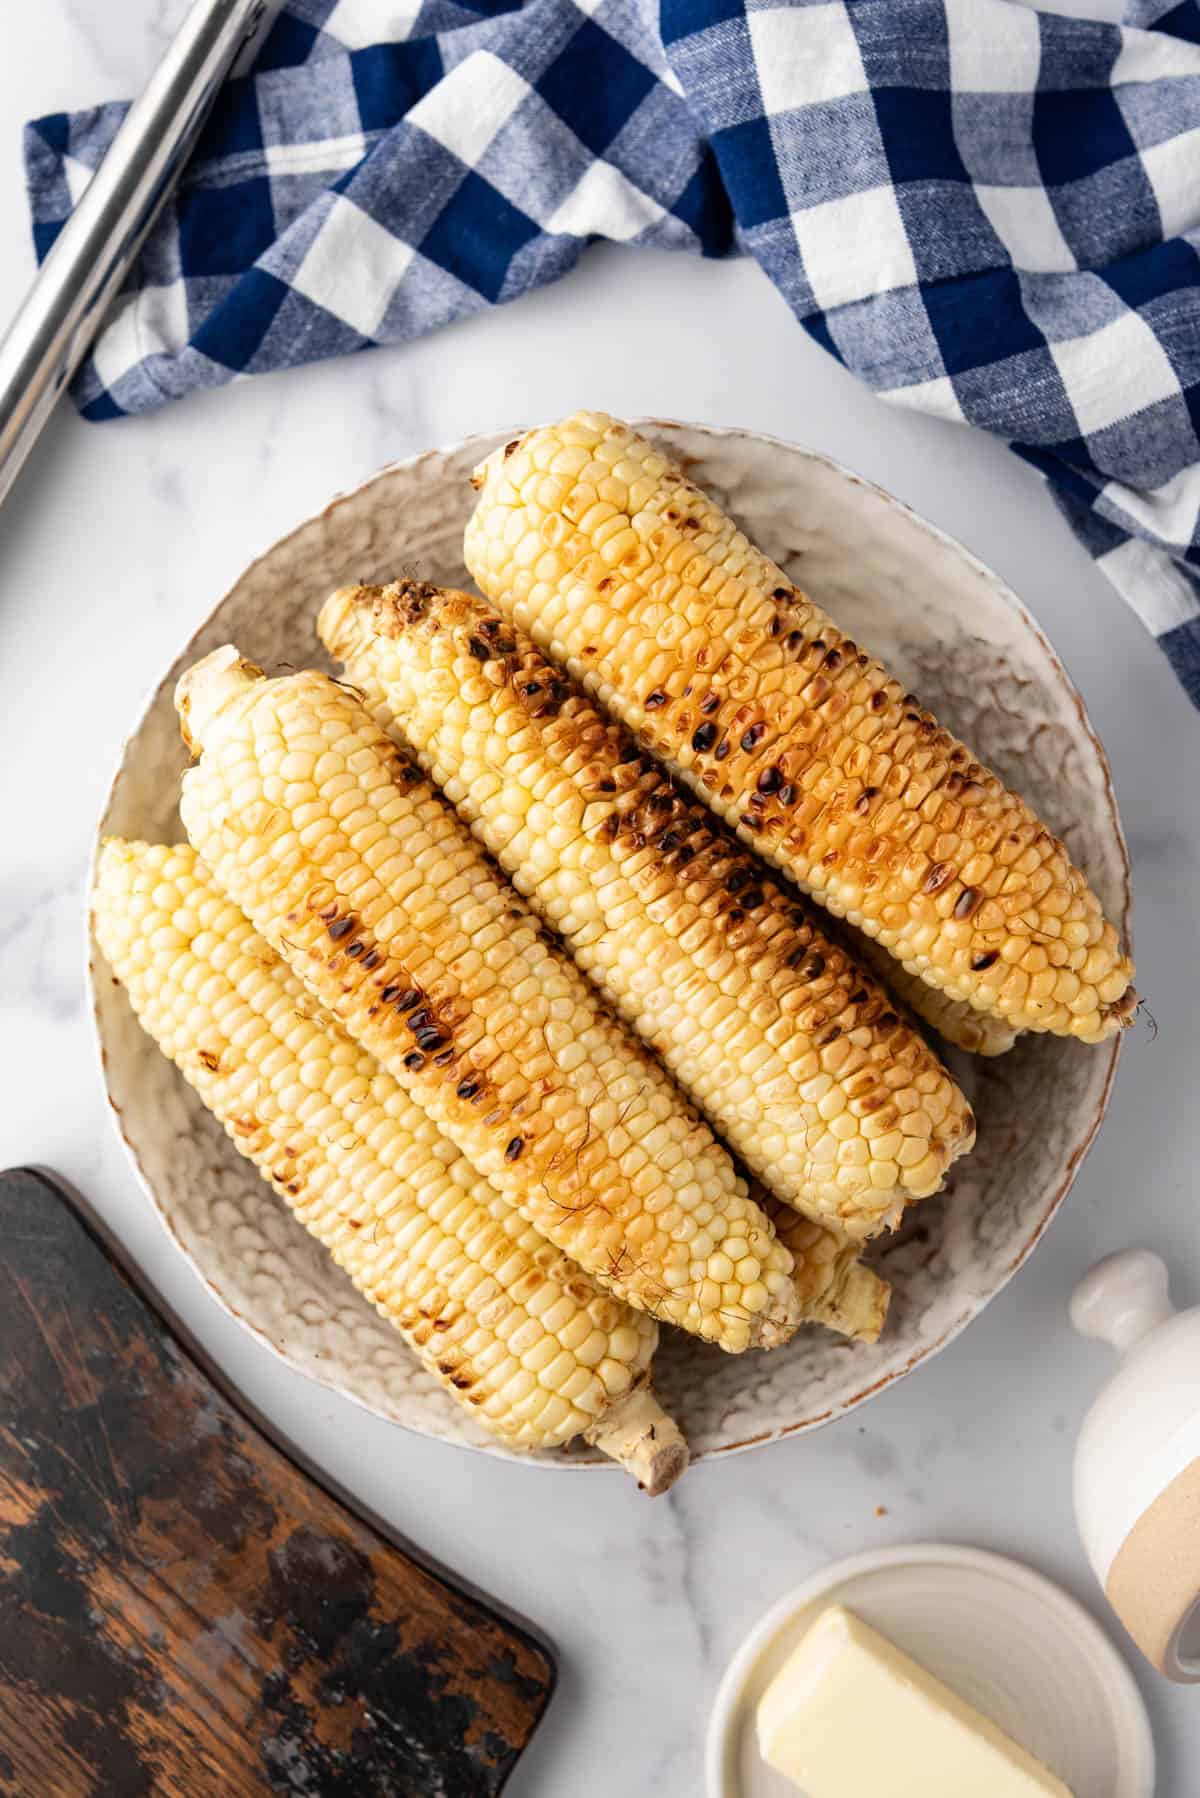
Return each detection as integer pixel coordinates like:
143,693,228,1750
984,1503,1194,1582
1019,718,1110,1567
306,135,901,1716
89,421,1131,1468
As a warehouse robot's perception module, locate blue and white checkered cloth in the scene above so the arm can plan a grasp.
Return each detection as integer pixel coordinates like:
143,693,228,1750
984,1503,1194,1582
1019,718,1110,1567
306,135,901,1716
23,0,1200,705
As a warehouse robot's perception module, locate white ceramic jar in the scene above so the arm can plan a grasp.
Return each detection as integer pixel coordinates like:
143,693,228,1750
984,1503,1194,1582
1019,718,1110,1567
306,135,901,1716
1072,1248,1200,1681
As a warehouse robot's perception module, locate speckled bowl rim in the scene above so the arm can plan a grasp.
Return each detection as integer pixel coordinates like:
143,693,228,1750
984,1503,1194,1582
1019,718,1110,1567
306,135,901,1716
86,419,1132,1469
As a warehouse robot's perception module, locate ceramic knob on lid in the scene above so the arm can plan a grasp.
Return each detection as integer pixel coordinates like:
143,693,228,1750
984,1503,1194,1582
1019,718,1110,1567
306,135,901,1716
1072,1249,1200,1681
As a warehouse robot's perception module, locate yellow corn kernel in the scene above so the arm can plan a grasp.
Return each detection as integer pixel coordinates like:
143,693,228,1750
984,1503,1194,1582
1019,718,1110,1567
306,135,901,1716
841,920,1022,1056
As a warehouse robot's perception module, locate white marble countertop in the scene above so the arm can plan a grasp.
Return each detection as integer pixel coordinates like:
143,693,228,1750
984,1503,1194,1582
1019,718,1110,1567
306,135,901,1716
3,8,1199,1794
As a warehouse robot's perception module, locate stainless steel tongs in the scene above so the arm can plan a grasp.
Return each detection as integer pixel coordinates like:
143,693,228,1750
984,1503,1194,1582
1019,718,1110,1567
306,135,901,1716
0,0,278,509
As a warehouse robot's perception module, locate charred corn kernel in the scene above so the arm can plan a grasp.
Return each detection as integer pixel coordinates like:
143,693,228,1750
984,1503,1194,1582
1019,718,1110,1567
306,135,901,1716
175,649,800,1353
92,839,688,1488
760,1193,889,1343
321,581,974,1238
465,413,1135,1044
843,921,1021,1057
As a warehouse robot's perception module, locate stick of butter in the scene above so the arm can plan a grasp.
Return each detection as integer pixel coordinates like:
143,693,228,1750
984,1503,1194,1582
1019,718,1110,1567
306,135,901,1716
756,1606,1073,1796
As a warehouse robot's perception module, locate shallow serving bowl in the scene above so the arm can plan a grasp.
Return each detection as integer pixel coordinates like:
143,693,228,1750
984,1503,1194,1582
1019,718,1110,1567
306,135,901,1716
89,421,1131,1468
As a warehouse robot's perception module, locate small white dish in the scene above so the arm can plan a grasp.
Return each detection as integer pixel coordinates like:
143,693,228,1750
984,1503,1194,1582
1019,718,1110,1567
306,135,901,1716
706,1543,1154,1798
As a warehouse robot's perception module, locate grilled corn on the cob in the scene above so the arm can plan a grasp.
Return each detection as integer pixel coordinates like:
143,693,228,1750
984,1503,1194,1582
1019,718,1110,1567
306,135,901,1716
320,580,974,1238
92,839,687,1487
464,412,1135,1044
175,648,800,1352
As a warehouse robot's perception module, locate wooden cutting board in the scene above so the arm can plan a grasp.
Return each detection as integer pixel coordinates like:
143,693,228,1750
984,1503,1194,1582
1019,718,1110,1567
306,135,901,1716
0,1168,555,1796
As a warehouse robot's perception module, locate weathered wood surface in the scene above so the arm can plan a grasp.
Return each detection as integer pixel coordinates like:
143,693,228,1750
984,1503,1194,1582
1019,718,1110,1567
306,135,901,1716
0,1168,555,1796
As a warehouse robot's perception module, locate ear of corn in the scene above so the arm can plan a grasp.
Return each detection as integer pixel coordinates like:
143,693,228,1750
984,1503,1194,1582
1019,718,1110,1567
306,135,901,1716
319,580,974,1240
174,648,800,1354
464,411,1135,1045
92,838,688,1488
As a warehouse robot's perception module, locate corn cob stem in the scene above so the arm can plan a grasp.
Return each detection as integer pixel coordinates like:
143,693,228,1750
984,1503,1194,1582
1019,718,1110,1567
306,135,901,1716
320,580,973,1240
175,649,800,1353
763,1197,889,1343
584,1384,689,1493
92,839,685,1482
821,1263,890,1343
464,412,1135,1044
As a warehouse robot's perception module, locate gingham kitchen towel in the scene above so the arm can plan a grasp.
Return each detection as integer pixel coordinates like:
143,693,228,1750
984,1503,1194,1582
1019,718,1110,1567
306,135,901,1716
23,0,1200,704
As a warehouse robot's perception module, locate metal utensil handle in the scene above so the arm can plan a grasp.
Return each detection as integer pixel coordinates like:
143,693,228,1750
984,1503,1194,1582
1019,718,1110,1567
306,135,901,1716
0,0,275,509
